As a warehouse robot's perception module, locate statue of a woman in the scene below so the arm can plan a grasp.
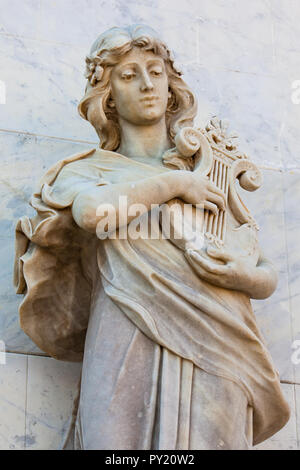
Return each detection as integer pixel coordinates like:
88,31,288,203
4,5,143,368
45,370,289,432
14,25,290,450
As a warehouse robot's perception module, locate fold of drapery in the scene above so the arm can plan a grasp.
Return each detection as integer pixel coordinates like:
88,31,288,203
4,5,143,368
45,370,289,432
14,149,97,361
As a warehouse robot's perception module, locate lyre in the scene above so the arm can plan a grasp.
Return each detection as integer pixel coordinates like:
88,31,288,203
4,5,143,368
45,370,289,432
162,118,263,253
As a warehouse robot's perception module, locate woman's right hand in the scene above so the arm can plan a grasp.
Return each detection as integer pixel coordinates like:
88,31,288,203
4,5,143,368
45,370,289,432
173,170,226,214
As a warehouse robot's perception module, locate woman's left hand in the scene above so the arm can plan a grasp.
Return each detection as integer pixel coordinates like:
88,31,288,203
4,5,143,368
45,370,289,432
185,247,278,299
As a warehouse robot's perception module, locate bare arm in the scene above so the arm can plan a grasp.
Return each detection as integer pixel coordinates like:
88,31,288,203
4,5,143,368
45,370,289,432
72,170,225,234
241,253,278,299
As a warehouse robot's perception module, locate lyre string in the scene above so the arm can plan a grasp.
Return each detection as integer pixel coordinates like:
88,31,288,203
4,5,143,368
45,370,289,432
203,156,229,245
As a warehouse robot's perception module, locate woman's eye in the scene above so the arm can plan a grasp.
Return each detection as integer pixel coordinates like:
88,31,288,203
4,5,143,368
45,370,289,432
150,69,162,76
121,73,135,81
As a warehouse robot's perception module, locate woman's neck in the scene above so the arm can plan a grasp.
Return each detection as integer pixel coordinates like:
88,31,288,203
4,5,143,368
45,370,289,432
117,117,172,165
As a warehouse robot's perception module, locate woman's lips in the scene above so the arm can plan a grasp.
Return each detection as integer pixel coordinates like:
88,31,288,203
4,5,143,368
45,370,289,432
140,95,159,102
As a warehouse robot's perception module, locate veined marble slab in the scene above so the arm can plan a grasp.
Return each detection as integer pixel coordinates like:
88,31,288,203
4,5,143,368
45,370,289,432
275,93,300,172
0,353,27,450
26,355,82,450
0,0,40,39
0,35,96,142
271,0,300,56
186,67,287,169
0,353,81,450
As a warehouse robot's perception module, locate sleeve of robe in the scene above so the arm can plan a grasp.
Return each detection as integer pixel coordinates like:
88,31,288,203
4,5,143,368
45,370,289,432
14,148,102,362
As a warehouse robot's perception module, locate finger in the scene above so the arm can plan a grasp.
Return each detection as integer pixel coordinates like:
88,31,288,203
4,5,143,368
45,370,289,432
207,248,233,263
206,191,226,211
207,182,227,201
186,250,227,274
203,201,218,215
185,251,217,280
188,262,218,283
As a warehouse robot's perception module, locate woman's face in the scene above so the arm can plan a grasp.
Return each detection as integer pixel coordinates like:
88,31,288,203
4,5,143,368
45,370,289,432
110,47,169,126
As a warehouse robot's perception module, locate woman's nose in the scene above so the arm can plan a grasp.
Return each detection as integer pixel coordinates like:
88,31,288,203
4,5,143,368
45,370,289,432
140,71,154,92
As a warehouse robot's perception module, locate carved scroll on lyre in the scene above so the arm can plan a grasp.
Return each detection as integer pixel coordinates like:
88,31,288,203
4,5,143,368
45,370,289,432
161,118,263,251
228,159,263,227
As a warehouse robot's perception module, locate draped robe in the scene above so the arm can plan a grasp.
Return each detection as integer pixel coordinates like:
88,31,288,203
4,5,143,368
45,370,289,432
14,148,290,449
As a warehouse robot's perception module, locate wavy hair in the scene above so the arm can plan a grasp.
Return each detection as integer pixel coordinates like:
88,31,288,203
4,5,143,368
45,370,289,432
78,25,197,151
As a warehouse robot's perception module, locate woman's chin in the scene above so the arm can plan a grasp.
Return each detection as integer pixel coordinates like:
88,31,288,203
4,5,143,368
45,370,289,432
137,110,165,125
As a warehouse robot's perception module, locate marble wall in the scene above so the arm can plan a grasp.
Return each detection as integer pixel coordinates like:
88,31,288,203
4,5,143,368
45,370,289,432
0,0,300,450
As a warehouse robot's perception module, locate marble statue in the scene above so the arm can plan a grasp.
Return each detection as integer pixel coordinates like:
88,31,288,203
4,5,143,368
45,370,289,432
14,25,290,450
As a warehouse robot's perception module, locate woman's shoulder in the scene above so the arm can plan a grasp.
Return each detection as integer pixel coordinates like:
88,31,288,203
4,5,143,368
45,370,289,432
37,147,123,209
39,148,97,188
46,147,124,184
